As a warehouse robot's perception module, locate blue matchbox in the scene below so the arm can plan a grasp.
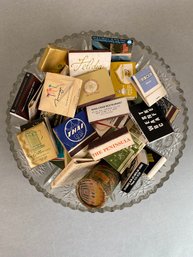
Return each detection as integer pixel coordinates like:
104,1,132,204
53,110,98,157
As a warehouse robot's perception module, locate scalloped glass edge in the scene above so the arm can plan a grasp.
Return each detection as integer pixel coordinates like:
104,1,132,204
6,31,189,213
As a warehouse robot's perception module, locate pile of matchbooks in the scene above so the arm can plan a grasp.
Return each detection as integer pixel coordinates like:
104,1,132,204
10,36,179,208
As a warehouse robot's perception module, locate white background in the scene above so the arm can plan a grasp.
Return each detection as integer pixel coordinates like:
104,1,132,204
1,1,193,256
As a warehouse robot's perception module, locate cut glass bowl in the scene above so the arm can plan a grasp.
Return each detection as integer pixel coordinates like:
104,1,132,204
6,31,188,212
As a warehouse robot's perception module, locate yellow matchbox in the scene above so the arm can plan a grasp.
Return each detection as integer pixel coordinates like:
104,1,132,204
110,62,137,100
38,45,68,73
77,68,115,107
17,122,58,168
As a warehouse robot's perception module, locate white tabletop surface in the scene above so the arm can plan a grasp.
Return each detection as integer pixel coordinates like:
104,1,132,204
1,1,193,256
